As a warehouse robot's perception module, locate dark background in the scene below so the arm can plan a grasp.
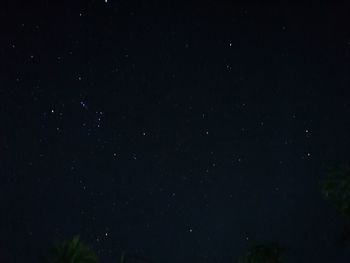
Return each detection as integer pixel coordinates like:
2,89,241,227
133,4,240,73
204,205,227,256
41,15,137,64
1,1,350,262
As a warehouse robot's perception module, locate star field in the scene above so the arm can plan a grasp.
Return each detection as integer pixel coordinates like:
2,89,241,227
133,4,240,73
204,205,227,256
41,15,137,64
1,2,350,263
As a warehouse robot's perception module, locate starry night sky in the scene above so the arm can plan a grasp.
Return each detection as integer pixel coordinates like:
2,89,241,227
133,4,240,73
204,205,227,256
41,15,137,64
1,2,350,263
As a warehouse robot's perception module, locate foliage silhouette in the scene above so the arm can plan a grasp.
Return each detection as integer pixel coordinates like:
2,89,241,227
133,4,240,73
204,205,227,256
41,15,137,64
320,164,350,248
45,235,99,263
118,251,154,263
320,164,350,217
238,242,287,263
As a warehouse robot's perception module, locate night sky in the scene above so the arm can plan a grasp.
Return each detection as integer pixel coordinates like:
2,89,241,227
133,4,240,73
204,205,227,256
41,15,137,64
1,2,350,262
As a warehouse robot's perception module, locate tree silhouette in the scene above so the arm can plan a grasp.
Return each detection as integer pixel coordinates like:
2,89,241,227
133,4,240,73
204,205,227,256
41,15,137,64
45,235,99,263
320,164,350,248
320,164,350,217
238,243,286,263
118,250,154,263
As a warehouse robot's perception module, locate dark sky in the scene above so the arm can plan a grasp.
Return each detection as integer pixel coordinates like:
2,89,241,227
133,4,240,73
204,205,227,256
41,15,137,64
1,1,350,262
